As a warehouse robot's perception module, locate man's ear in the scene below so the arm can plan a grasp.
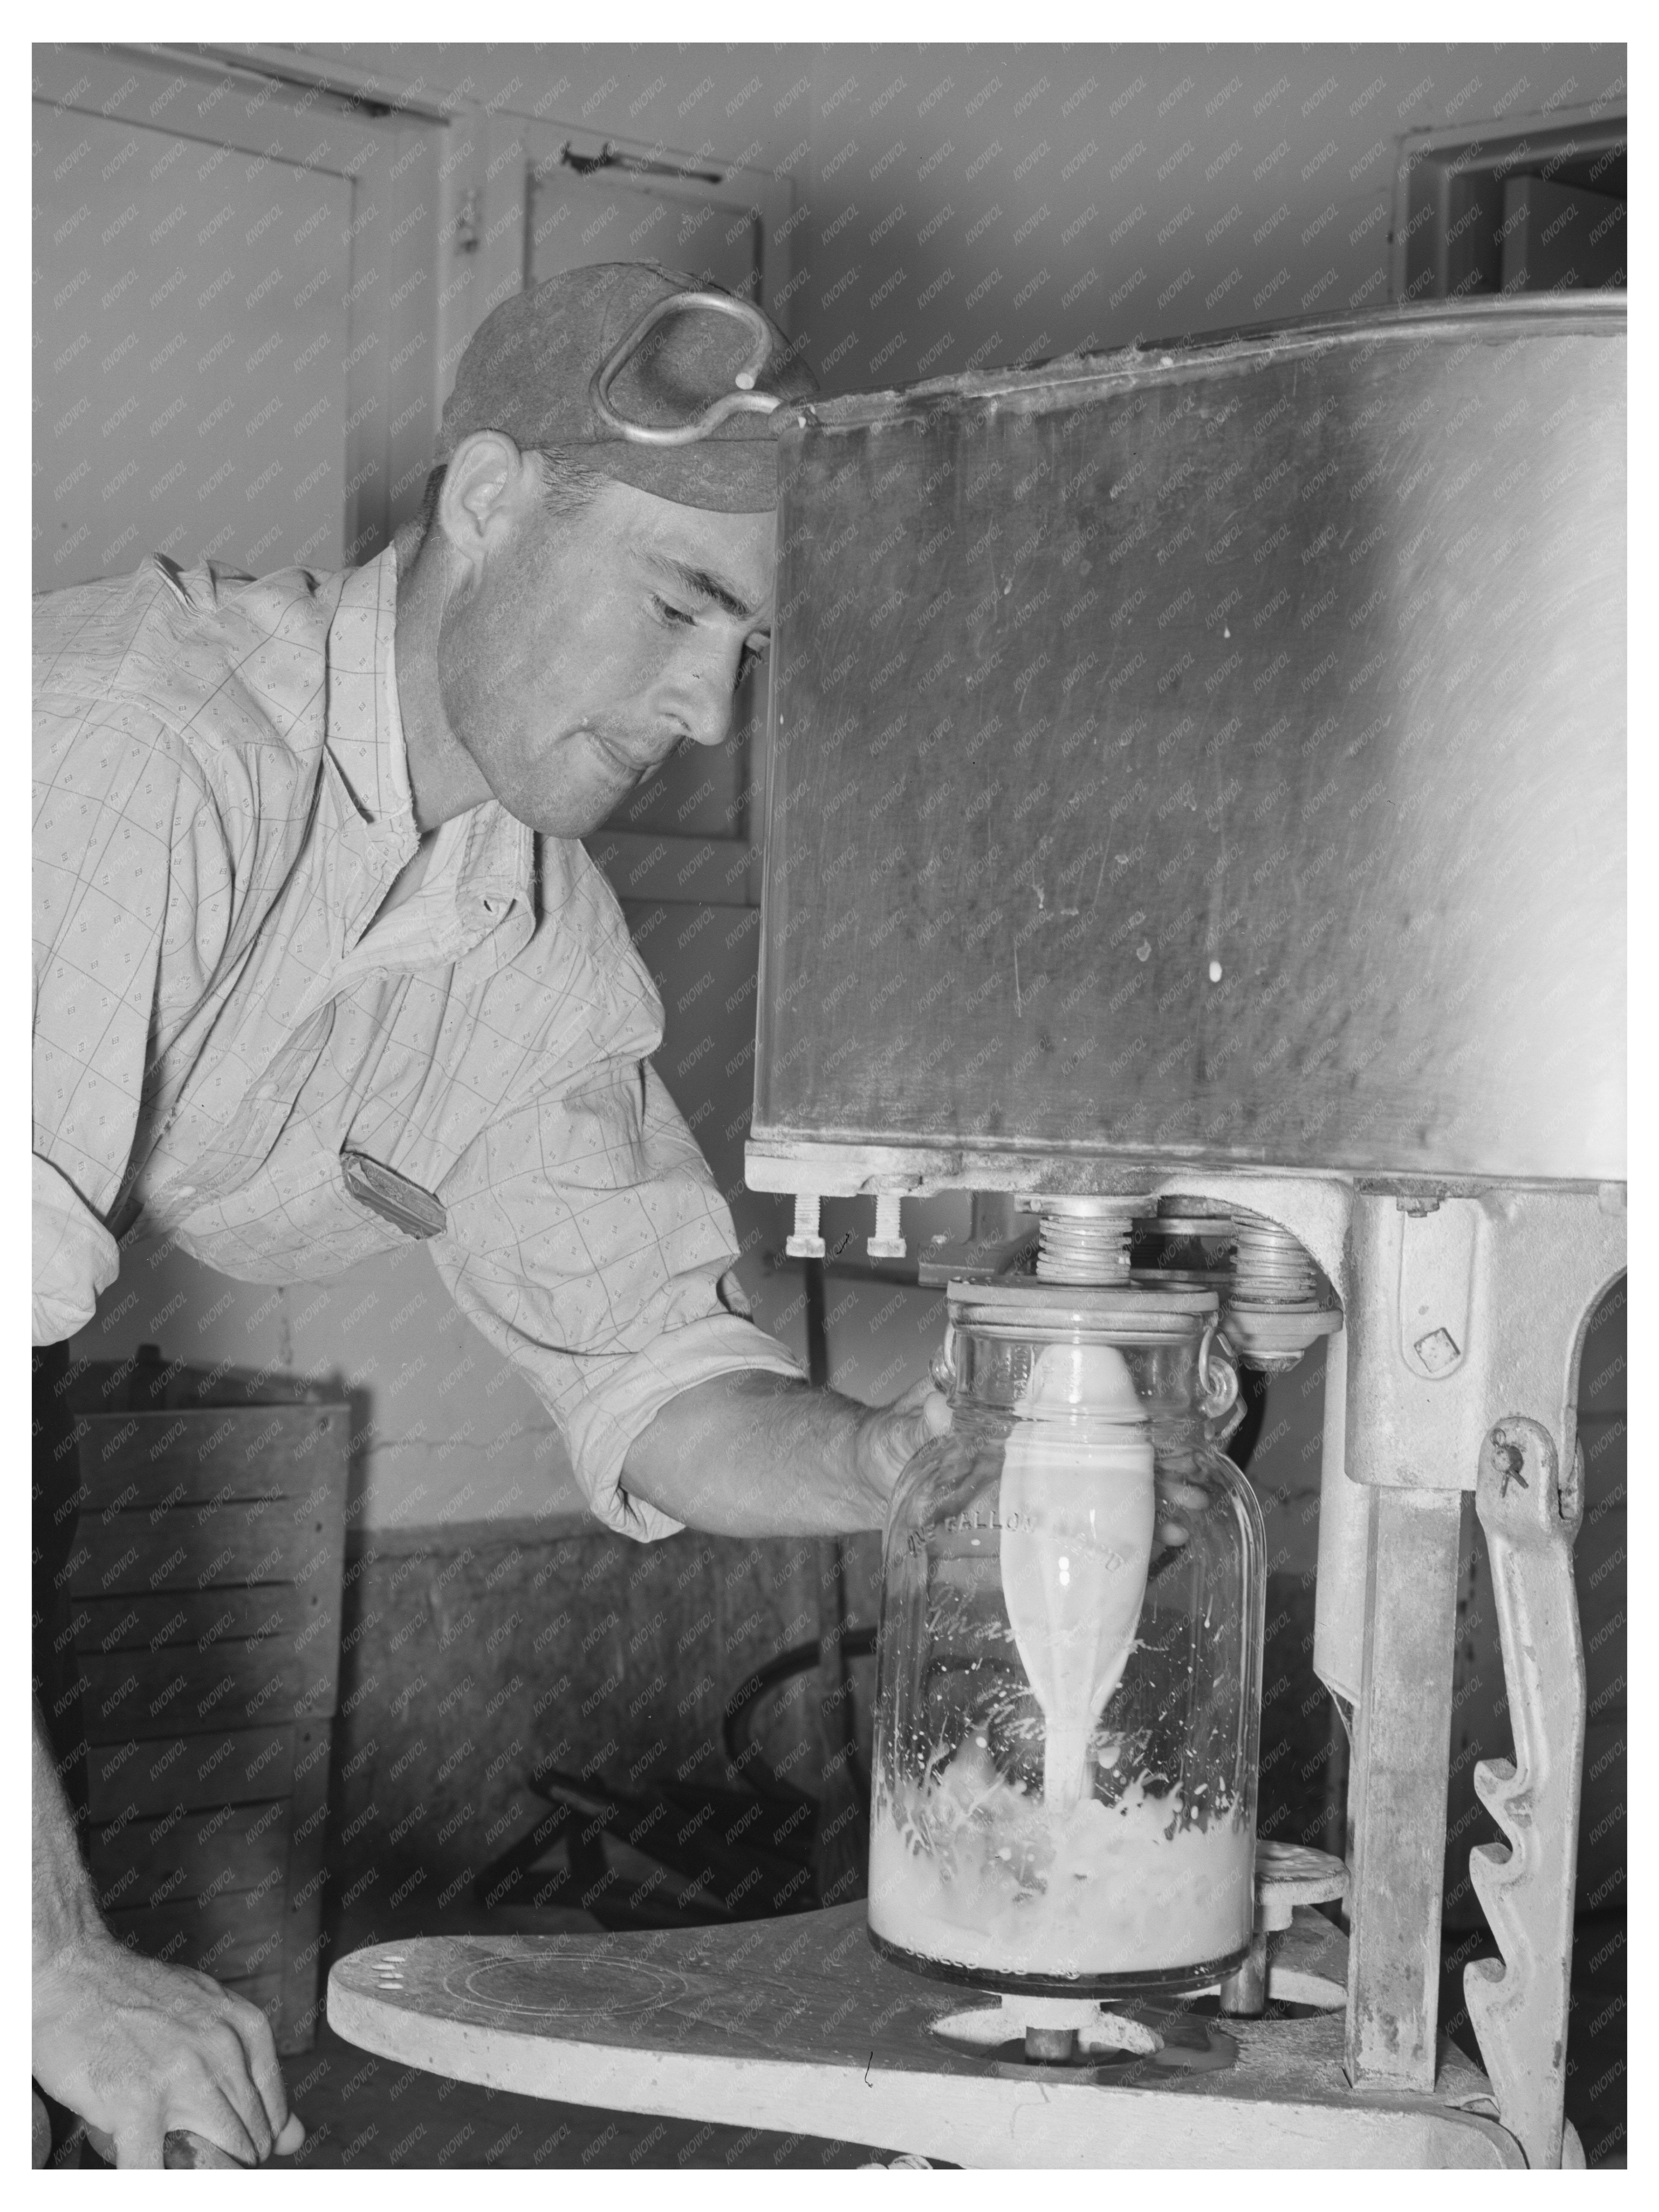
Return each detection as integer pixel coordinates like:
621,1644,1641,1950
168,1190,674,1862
434,432,537,576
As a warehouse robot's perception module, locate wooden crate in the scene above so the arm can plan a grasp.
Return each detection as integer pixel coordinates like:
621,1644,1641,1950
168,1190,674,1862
64,1357,348,2053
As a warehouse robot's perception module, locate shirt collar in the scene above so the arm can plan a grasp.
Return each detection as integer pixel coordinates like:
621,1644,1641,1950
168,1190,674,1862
325,543,536,967
323,545,413,844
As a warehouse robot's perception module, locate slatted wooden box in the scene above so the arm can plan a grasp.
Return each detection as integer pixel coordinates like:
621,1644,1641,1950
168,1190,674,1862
64,1356,348,2053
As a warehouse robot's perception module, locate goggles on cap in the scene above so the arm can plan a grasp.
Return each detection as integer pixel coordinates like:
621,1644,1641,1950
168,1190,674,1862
591,290,789,447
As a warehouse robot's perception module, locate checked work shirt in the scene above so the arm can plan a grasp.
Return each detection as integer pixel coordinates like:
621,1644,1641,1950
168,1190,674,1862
31,544,800,1538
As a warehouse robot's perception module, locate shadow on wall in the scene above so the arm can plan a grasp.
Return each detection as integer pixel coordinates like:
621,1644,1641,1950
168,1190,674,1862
321,1520,884,1920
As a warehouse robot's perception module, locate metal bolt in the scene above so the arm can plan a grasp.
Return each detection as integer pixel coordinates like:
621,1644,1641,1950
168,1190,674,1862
867,1193,906,1259
785,1194,825,1259
1413,1326,1461,1375
1492,1433,1528,1496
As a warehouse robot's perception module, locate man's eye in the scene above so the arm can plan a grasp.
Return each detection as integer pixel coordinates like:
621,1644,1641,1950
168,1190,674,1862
652,596,695,627
737,641,769,687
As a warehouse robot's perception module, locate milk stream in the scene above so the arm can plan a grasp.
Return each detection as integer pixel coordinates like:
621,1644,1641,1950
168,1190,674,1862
997,1341,1155,1809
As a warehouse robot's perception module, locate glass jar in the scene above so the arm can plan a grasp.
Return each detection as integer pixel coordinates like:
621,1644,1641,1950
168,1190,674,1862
868,1282,1265,1997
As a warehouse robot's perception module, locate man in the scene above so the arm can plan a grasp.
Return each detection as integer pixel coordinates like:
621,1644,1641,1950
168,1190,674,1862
33,262,946,2164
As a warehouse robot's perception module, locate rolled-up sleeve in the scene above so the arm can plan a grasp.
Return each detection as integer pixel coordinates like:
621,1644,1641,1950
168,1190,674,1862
32,1153,119,1345
429,1054,803,1541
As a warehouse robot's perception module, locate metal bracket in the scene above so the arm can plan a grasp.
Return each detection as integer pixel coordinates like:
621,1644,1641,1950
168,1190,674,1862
1344,1187,1624,1494
1464,1415,1587,2170
1397,1197,1479,1379
1336,1188,1621,2135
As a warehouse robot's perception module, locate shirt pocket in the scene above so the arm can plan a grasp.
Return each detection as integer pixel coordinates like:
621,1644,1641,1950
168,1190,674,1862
197,1001,338,1199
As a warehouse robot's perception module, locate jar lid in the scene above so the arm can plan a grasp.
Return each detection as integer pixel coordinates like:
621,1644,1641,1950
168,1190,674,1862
945,1279,1219,1333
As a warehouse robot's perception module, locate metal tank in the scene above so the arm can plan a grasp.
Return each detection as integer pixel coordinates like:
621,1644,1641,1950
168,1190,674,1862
746,297,1626,2167
749,296,1625,1199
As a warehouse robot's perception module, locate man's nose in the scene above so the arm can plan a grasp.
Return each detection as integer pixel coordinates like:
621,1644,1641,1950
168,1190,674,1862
669,646,741,751
680,689,731,750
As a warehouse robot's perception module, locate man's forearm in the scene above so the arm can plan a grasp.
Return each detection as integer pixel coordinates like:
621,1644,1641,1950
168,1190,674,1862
34,1699,101,1971
620,1372,887,1536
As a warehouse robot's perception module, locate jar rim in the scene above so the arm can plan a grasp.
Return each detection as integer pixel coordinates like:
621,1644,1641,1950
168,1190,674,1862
945,1280,1219,1333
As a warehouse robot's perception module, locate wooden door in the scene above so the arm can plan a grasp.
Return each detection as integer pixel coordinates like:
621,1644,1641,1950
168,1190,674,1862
34,104,351,588
33,45,439,592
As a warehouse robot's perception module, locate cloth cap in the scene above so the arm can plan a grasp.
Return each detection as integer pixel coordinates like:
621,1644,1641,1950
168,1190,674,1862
438,262,815,514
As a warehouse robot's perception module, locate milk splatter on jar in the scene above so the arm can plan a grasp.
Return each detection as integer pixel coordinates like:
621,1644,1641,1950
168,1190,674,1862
869,1282,1264,1997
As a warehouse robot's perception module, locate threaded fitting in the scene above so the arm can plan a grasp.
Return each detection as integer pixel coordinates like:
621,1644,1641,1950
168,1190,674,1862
1230,1209,1320,1307
1025,1196,1145,1285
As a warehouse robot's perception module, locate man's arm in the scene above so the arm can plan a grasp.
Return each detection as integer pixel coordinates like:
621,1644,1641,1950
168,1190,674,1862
620,1371,949,1536
33,691,305,2163
31,1699,303,2167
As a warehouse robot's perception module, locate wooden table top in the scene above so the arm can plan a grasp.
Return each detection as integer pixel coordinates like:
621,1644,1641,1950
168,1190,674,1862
328,1904,1518,2167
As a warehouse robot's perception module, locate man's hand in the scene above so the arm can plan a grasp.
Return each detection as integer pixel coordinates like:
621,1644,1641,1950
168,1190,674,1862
851,1376,953,1524
623,1371,952,1536
33,1928,304,2168
32,1699,305,2167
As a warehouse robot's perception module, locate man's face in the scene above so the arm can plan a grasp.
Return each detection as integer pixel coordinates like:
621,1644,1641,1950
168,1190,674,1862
435,461,775,838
